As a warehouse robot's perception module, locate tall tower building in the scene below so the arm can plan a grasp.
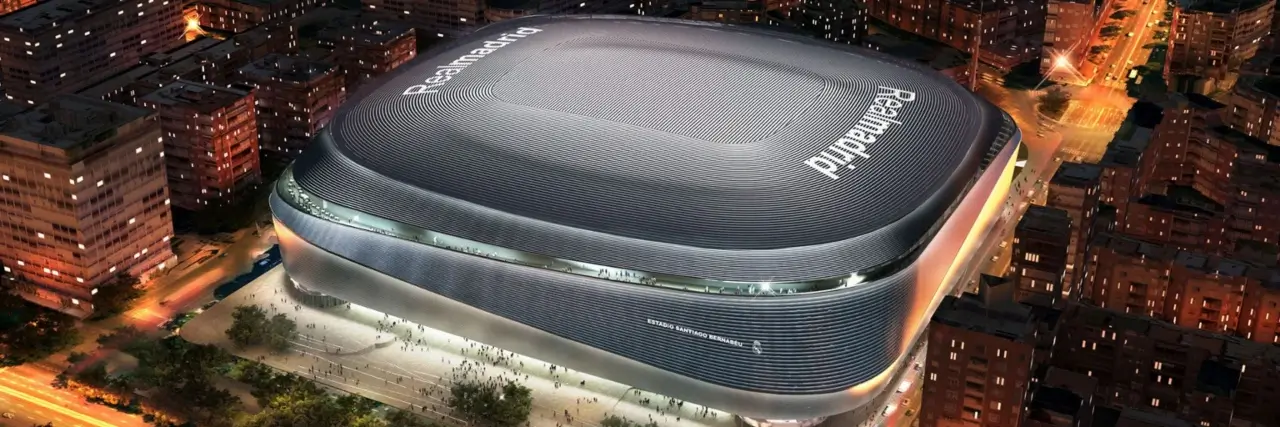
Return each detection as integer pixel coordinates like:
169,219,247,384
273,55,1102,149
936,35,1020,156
0,95,175,317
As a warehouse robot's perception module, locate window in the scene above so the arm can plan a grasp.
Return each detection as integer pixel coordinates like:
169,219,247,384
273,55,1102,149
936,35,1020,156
1151,398,1161,407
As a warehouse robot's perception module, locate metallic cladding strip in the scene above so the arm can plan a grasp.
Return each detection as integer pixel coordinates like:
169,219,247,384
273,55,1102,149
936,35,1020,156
278,168,904,294
269,137,1020,408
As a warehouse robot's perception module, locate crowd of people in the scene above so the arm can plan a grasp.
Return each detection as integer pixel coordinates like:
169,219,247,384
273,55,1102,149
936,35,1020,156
234,280,734,427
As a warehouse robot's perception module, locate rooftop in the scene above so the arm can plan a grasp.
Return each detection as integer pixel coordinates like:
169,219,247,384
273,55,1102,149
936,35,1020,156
1178,0,1270,14
314,12,415,45
1017,205,1072,238
0,0,134,32
139,80,251,114
239,53,336,83
77,37,222,99
1051,162,1102,187
1101,101,1163,168
0,94,150,150
1026,387,1083,421
864,33,969,72
932,293,1038,342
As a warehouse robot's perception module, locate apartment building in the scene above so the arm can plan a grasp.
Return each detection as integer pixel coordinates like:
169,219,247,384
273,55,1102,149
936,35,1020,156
235,54,344,165
1041,0,1109,75
922,291,1051,427
1169,0,1273,82
1226,73,1280,147
1050,303,1280,427
1011,206,1073,307
865,0,1020,54
1047,162,1102,296
0,0,186,106
791,0,868,46
0,95,175,318
313,14,416,93
190,0,329,33
138,81,260,212
0,0,35,17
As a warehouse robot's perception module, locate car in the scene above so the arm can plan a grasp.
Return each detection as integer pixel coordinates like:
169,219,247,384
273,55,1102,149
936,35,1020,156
999,241,1008,248
1127,32,1135,37
991,255,1000,262
1,412,13,419
201,299,220,310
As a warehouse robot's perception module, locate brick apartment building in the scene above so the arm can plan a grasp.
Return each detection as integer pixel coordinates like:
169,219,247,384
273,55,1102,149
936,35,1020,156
0,95,175,318
1046,162,1103,295
76,21,298,105
192,0,329,33
138,81,260,212
1041,0,1110,74
1011,205,1072,307
1050,303,1280,427
0,0,34,17
1226,71,1280,147
865,0,1018,53
313,14,417,93
234,54,344,165
0,0,186,106
1168,0,1273,84
791,0,869,46
922,288,1054,427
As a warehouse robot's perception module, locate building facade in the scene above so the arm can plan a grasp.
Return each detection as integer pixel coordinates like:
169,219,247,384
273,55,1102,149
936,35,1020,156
314,15,417,93
791,0,868,46
1011,205,1072,306
191,0,330,33
922,293,1046,427
0,0,186,106
1046,162,1102,297
1169,0,1273,82
234,54,344,165
138,81,260,211
0,95,175,317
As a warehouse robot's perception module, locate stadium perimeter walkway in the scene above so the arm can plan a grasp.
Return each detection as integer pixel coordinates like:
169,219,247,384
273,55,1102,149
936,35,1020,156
183,267,739,427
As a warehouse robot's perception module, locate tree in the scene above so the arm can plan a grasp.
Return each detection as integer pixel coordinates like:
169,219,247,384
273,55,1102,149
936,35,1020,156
448,380,533,427
1154,30,1168,40
0,307,82,366
1089,45,1111,55
1037,87,1072,119
225,305,269,349
386,409,440,427
264,313,297,353
237,380,383,427
602,415,659,427
1110,10,1136,19
66,351,88,364
97,325,143,348
1100,25,1123,38
89,274,144,320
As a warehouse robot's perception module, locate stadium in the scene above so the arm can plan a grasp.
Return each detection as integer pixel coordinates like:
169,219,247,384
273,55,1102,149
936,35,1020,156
270,15,1021,423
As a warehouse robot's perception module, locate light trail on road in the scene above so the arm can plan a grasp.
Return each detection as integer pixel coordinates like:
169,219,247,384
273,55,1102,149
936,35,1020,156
0,368,120,427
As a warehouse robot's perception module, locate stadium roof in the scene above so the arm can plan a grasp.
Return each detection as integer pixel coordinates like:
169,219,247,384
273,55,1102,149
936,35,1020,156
291,15,1013,282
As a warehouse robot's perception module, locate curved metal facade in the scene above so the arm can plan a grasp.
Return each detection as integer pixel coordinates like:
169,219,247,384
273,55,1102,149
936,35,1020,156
271,135,1019,419
291,15,1015,283
271,14,1025,420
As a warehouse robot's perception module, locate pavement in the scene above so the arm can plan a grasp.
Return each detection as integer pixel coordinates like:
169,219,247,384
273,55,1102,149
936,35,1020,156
0,365,148,427
182,267,739,427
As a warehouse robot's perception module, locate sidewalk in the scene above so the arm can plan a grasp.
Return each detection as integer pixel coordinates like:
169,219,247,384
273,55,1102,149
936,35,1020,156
183,268,738,427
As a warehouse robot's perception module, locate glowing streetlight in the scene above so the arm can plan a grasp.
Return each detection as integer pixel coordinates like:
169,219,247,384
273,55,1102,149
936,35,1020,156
1053,55,1071,69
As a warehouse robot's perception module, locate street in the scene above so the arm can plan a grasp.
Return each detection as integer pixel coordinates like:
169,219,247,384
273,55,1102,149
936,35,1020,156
0,226,277,426
0,365,147,427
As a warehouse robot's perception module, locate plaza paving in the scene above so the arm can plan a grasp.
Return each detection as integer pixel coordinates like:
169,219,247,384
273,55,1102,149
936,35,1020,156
182,267,740,427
